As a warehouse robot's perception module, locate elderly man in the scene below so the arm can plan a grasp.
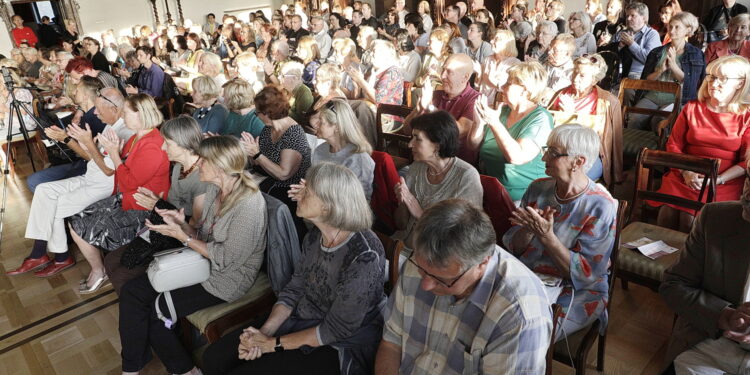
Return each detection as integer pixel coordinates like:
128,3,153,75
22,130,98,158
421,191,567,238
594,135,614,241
375,199,552,375
310,16,332,60
263,40,291,86
285,14,309,52
21,47,43,79
278,61,313,126
406,53,481,164
543,34,575,103
660,164,750,374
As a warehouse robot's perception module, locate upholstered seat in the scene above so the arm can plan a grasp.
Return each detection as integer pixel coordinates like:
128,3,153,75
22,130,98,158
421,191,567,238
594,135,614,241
618,222,686,285
622,128,658,161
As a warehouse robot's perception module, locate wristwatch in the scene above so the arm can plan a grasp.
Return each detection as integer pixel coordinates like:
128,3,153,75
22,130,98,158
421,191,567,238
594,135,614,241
182,235,192,247
62,136,72,144
274,336,284,352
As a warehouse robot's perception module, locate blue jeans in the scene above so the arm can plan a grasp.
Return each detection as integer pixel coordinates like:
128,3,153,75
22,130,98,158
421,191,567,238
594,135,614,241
27,159,87,193
586,157,603,181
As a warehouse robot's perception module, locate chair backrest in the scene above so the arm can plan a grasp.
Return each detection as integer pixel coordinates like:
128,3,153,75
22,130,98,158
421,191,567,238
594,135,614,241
370,151,401,233
609,200,628,301
629,149,719,224
618,78,681,138
403,81,414,108
546,303,564,375
374,230,405,293
375,103,413,162
479,175,516,243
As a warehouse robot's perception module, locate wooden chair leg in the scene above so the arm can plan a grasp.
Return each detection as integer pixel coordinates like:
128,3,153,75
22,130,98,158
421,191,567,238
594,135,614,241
597,334,607,371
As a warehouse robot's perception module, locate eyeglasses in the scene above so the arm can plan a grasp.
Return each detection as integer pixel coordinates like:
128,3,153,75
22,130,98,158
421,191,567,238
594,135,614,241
407,252,472,288
542,146,569,159
324,100,337,114
706,74,745,85
96,89,118,108
581,54,601,64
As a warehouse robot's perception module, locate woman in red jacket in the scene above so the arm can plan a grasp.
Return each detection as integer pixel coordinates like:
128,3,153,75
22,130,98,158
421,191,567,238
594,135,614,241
70,94,170,294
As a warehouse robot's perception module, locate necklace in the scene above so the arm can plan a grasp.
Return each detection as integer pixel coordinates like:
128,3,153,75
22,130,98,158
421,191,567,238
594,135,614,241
554,181,589,202
320,229,342,250
179,157,200,180
427,157,454,177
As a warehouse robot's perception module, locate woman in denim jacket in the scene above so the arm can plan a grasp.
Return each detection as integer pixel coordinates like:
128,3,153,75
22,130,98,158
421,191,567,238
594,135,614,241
627,12,706,131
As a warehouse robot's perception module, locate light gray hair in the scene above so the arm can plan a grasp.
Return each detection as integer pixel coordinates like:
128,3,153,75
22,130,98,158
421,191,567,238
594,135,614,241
547,124,600,172
571,11,592,34
537,20,558,35
160,115,203,154
625,2,648,20
513,21,534,40
56,51,74,60
413,199,496,269
305,162,373,231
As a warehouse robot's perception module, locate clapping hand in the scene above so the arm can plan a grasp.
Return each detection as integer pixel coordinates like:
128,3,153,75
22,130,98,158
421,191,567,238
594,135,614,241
509,206,556,239
288,179,306,201
619,31,634,46
67,123,94,147
97,128,123,156
723,302,750,344
240,131,260,157
43,125,67,142
419,77,434,111
145,207,186,239
133,186,163,210
474,94,503,128
394,176,416,205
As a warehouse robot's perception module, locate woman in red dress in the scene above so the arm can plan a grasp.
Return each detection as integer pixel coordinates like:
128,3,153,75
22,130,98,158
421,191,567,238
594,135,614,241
654,55,750,232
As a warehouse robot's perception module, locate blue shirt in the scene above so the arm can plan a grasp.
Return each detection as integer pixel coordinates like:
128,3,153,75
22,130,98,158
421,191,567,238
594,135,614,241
616,26,661,77
137,63,165,98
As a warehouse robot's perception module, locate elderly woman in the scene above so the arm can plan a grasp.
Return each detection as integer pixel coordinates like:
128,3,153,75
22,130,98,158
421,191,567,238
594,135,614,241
394,111,483,252
233,52,265,95
69,94,170,294
628,12,705,131
704,14,750,64
311,63,347,112
199,51,228,87
278,60,314,126
417,1,433,32
190,75,229,134
346,40,404,106
103,116,209,293
296,35,321,89
203,162,385,375
525,20,558,63
330,37,362,100
311,99,374,199
222,78,265,138
547,53,623,186
652,55,750,232
466,22,492,66
478,29,521,100
569,11,596,57
503,124,617,340
119,135,267,375
477,62,554,202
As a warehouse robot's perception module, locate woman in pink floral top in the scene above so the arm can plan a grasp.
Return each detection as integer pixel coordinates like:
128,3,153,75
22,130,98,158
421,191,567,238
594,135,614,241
346,40,404,106
503,124,617,340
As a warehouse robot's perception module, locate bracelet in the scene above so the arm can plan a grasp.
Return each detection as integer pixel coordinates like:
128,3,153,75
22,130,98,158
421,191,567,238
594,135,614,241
252,152,262,160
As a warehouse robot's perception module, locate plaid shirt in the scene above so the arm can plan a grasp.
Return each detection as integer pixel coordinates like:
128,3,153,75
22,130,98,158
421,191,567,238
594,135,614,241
383,246,552,374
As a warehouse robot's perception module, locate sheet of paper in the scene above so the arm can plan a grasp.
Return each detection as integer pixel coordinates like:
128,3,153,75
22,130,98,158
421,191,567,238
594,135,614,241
624,237,655,249
55,111,72,119
636,240,679,260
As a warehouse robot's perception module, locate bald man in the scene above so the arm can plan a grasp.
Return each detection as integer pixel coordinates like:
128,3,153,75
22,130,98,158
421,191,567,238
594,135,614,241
406,53,481,164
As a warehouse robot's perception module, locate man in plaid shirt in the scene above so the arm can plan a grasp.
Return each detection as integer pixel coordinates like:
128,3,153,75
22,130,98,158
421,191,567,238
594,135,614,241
375,199,552,374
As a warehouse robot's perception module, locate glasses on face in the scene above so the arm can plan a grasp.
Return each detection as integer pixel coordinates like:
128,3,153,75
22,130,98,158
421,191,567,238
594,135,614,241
542,146,569,159
324,100,337,114
407,252,472,288
96,89,118,108
706,74,745,86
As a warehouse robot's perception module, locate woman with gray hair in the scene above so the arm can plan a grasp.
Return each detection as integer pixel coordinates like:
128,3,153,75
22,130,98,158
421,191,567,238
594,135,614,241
103,116,210,294
503,124,617,340
191,75,229,134
547,53,623,186
525,20,558,63
203,162,386,375
309,99,375,200
568,11,596,57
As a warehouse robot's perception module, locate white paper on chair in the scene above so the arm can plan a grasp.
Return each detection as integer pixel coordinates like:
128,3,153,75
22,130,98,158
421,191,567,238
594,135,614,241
625,237,679,260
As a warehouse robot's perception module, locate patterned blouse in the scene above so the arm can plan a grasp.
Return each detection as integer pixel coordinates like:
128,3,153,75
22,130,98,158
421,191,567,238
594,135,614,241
503,177,617,334
257,124,311,189
373,66,404,105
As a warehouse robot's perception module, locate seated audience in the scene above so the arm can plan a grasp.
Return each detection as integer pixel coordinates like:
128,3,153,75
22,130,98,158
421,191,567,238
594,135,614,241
659,174,750,374
395,29,421,84
702,0,748,43
346,40,404,106
569,11,597,57
20,47,42,79
222,78,265,138
629,12,705,131
478,29,521,100
83,37,111,73
393,111,482,252
548,53,623,185
119,135,267,375
233,51,265,95
404,12,429,55
593,0,624,48
525,20,558,63
612,2,660,81
414,28,450,89
310,16,332,59
546,0,567,33
190,75,229,134
65,56,119,89
329,37,361,99
376,198,552,374
704,13,750,64
296,35,322,88
543,33,576,102
125,46,164,98
466,22,492,65
104,116,209,293
310,99,374,199
311,63,347,113
477,61,554,202
204,162,384,375
278,60,314,126
651,55,750,232
504,124,617,339
69,94,170,294
199,51,228,87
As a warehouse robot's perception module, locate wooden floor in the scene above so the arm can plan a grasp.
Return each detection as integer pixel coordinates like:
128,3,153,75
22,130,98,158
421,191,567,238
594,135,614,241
0,153,675,375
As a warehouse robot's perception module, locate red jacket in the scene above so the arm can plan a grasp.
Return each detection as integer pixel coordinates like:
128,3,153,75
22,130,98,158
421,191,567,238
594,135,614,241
370,151,400,233
116,129,170,210
12,27,37,47
479,175,516,243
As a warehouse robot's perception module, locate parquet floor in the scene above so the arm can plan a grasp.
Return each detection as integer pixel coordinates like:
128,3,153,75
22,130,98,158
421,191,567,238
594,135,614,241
0,152,674,375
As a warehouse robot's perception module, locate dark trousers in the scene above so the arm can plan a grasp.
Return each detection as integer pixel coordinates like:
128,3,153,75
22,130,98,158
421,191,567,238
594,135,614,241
201,326,340,375
104,244,147,295
27,159,87,193
118,274,224,373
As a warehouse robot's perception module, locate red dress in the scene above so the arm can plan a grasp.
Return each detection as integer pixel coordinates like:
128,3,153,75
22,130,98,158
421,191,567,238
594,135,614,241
115,129,171,210
651,101,750,213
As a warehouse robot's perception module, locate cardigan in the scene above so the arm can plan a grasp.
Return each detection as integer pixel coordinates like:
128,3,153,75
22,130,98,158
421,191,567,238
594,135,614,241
115,129,171,211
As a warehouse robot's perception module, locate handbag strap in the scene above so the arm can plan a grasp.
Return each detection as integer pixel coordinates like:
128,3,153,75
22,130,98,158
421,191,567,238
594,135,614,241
154,291,178,329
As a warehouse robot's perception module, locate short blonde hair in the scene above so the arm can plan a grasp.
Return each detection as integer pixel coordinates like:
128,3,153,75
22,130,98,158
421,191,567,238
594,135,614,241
315,63,342,88
670,12,699,37
305,162,372,231
491,29,518,58
332,37,357,59
222,78,255,111
507,61,548,104
573,53,607,83
125,93,163,129
200,51,223,75
698,55,750,114
296,35,320,64
192,75,220,100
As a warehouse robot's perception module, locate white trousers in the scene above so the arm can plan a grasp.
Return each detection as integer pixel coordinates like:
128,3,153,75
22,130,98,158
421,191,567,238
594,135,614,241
24,175,113,253
675,337,750,375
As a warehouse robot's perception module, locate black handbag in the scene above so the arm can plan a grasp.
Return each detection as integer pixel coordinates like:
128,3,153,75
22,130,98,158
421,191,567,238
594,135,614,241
120,200,184,269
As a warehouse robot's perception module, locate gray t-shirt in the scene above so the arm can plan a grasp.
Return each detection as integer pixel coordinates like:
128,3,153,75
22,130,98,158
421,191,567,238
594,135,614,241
168,162,209,217
312,143,375,200
399,50,422,83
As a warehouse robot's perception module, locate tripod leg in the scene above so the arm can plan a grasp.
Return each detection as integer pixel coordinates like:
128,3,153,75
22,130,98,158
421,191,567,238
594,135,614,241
1,143,13,176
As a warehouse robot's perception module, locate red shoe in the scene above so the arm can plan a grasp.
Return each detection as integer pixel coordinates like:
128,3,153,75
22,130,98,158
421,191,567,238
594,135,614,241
6,255,52,275
34,257,75,277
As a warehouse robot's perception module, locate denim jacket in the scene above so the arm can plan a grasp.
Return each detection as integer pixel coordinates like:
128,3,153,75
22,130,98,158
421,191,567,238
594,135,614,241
640,43,706,105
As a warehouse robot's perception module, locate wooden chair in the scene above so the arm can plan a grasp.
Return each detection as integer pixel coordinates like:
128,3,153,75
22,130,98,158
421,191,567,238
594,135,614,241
617,149,718,292
375,103,413,171
479,175,516,244
619,79,682,163
403,81,414,108
552,200,627,374
546,303,563,375
374,230,405,294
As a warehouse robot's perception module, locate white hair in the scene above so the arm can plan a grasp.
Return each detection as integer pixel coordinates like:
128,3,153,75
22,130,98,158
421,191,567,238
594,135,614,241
547,124,600,172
